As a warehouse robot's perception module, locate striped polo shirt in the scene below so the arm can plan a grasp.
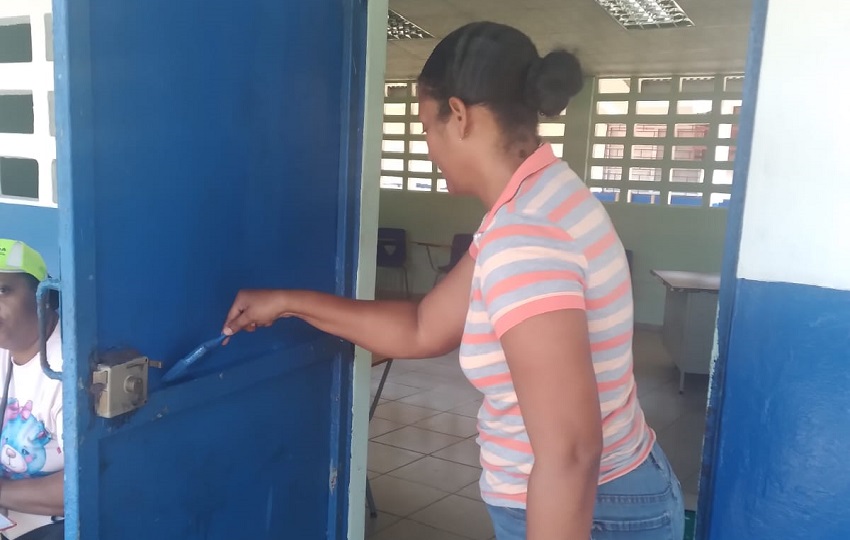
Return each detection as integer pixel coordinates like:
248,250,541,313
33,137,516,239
460,143,654,508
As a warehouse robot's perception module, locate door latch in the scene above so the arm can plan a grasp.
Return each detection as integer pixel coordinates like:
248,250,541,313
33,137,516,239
92,350,161,418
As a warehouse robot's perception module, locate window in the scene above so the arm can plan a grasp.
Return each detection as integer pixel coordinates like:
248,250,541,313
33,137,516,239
639,78,673,94
669,192,703,207
675,123,710,138
382,140,404,153
588,73,744,206
636,101,670,115
379,80,572,193
677,100,712,115
596,123,627,137
630,167,662,182
671,168,705,183
712,170,734,185
591,187,621,202
597,101,629,115
632,145,664,160
383,103,406,116
628,190,661,205
551,144,564,158
593,144,624,159
591,166,623,181
634,124,667,138
1,8,56,207
598,78,631,94
380,176,403,190
409,140,428,155
680,77,715,93
383,122,405,135
672,146,707,161
539,123,565,137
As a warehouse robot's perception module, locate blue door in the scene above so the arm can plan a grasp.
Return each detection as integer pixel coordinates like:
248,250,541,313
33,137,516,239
51,1,366,538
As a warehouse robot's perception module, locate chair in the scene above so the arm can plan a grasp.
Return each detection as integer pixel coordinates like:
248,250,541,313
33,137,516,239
426,233,474,286
366,353,394,518
376,227,409,297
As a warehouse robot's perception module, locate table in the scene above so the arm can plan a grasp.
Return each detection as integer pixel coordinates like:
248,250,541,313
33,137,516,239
651,270,721,393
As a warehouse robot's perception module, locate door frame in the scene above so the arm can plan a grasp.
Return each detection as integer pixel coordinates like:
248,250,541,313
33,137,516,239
347,0,389,538
52,0,98,531
697,0,770,538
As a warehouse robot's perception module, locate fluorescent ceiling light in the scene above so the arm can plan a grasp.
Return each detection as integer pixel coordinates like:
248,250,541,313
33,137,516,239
387,10,433,40
594,0,694,30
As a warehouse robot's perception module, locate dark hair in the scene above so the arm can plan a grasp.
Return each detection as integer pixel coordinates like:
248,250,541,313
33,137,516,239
418,22,583,145
22,274,59,312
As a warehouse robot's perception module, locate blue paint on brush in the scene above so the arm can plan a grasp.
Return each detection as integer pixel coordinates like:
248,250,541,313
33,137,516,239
162,334,227,383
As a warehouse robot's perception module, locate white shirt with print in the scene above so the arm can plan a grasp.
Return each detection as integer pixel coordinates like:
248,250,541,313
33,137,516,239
0,325,63,539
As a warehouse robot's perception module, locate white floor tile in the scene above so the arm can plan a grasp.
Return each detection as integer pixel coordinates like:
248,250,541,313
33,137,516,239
374,426,464,454
389,456,481,493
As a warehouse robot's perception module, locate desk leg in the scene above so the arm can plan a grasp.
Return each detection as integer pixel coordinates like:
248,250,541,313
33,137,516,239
369,360,393,421
679,369,686,394
367,359,393,518
366,478,378,519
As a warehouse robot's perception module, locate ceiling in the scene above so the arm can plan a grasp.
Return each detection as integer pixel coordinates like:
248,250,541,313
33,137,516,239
385,0,753,80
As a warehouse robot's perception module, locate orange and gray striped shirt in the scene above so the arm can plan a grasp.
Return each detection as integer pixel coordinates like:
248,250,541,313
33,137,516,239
460,143,654,508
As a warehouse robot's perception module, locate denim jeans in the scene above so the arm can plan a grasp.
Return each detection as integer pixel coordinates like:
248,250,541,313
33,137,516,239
487,443,684,540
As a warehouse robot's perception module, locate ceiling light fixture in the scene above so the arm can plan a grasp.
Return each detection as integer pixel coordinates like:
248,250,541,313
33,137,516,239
387,9,433,40
593,0,694,30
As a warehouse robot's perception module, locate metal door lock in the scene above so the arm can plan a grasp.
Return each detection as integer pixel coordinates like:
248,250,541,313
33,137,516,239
92,350,158,418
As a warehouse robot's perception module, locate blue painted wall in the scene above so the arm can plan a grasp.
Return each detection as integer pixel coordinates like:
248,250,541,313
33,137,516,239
707,280,850,539
0,205,59,271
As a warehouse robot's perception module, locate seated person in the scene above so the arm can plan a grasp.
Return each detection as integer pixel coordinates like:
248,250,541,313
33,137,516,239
0,240,63,540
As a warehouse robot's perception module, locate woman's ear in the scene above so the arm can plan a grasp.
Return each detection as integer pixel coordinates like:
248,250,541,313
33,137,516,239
447,97,469,141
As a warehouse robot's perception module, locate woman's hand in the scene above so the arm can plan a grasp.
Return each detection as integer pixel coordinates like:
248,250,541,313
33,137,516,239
222,289,290,338
218,254,474,357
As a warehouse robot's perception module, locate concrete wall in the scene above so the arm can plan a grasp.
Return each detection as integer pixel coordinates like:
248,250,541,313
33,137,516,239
706,1,850,538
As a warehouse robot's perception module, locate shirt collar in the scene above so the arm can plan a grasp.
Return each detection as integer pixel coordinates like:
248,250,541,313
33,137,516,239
479,143,559,231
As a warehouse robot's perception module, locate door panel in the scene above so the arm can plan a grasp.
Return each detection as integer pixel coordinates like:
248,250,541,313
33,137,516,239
97,341,342,538
53,0,365,538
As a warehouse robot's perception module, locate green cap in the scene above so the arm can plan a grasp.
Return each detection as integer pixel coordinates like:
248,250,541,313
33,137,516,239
0,239,48,281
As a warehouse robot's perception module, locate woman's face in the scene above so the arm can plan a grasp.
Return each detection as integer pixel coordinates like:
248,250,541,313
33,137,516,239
418,96,468,195
0,273,39,353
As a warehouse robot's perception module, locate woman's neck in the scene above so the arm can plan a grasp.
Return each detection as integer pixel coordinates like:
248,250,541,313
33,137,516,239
10,313,57,366
474,141,540,209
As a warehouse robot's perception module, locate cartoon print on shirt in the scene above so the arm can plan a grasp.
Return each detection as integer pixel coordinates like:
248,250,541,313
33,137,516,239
0,399,53,479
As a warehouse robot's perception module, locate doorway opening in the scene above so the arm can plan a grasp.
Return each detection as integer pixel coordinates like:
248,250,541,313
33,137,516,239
365,1,759,538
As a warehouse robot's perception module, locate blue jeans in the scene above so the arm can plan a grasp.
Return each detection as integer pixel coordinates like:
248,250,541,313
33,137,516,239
487,443,684,540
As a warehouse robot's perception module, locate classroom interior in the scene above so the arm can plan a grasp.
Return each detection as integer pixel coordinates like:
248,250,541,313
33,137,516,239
366,1,751,538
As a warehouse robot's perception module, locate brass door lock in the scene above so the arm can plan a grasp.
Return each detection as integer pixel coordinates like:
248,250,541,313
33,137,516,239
92,350,160,418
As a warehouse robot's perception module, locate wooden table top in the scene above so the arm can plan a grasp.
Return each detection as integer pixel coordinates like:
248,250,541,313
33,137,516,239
651,270,721,292
371,352,393,367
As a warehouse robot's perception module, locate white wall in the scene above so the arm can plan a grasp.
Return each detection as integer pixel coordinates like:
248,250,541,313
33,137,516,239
737,0,850,290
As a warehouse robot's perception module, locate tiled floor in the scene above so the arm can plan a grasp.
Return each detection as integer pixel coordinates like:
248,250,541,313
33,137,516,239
365,330,709,539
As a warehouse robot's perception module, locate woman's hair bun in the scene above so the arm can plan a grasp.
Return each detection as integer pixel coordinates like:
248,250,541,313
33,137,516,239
525,49,584,117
